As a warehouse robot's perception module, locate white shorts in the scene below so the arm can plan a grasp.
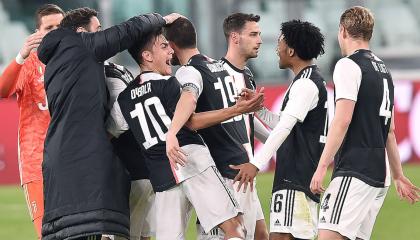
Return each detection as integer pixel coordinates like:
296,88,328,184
155,166,240,240
319,176,388,240
269,189,318,239
129,179,155,239
197,178,265,240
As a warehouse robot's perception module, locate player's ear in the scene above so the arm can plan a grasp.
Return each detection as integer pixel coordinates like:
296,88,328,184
340,25,347,39
142,50,153,63
231,32,239,44
288,47,294,57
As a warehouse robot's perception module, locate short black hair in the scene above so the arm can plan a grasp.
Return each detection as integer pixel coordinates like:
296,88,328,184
35,4,65,29
164,18,196,49
128,28,163,65
60,7,98,31
280,20,325,60
223,13,260,39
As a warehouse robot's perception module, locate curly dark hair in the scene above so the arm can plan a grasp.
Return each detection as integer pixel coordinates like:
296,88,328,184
280,20,325,60
60,7,98,31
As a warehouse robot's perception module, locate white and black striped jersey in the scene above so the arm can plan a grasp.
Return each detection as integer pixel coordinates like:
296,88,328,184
220,58,257,153
332,49,394,187
274,65,328,203
104,62,149,180
107,72,205,192
180,54,249,179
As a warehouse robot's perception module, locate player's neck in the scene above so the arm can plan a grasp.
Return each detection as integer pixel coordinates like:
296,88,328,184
290,60,313,76
178,48,200,65
344,40,370,56
224,51,247,70
139,65,159,75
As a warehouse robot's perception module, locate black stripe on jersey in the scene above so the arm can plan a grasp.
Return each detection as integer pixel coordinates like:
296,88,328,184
330,177,351,224
335,177,352,224
211,166,239,208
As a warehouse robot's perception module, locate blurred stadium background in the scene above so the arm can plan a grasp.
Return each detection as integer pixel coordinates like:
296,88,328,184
0,0,419,239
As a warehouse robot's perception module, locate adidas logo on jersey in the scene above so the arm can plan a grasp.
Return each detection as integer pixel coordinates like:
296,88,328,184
274,219,281,226
320,216,326,223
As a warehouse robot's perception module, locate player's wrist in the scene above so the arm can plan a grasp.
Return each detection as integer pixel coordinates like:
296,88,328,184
16,52,26,65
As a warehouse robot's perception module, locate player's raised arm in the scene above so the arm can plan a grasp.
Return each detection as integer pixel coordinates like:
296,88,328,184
0,32,44,97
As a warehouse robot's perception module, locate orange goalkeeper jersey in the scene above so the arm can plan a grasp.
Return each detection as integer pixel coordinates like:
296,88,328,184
14,52,50,184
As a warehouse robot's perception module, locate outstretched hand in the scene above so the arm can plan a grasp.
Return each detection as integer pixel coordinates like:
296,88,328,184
166,132,187,170
394,175,420,204
235,87,265,114
230,163,259,193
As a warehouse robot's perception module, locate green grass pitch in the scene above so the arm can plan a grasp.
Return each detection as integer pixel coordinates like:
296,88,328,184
0,165,419,239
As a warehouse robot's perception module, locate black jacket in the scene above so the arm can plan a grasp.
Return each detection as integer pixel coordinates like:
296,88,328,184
37,13,165,240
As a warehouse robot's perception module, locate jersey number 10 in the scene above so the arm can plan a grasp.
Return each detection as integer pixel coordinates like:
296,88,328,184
130,96,171,149
214,76,243,123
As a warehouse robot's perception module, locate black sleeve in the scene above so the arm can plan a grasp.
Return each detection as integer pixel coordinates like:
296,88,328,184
162,77,182,114
81,13,166,62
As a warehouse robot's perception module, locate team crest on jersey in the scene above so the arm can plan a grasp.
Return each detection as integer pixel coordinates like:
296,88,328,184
320,193,331,212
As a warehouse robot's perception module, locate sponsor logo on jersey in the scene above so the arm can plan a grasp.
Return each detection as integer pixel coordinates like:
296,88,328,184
274,219,281,226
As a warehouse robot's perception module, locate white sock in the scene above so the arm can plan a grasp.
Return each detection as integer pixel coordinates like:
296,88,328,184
227,238,243,240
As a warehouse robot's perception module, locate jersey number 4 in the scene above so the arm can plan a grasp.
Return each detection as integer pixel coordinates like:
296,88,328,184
130,97,171,149
379,78,391,125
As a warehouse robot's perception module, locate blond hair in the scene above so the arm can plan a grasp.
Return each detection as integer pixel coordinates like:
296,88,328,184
340,6,374,41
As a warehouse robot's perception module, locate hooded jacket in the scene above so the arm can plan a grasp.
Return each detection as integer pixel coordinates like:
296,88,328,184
37,13,165,240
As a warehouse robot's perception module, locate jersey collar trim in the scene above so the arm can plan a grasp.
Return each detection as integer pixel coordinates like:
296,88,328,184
220,57,244,73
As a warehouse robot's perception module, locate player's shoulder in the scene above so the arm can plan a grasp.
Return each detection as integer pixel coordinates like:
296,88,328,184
334,57,361,74
105,62,134,84
176,65,201,76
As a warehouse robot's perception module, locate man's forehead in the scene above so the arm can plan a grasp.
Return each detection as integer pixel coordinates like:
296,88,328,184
155,34,167,44
242,21,260,32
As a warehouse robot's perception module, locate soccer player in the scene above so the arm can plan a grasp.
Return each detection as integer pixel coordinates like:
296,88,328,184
107,28,250,240
0,4,64,239
233,20,328,240
197,13,270,240
164,18,265,240
61,8,156,240
38,8,181,240
105,62,156,240
310,6,420,240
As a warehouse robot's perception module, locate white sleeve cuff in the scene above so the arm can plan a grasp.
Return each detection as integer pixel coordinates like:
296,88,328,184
255,107,281,129
254,118,270,143
251,113,297,170
15,53,25,65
